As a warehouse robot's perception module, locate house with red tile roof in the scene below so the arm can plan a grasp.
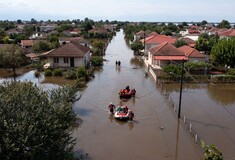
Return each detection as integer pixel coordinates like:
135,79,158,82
43,40,91,68
178,45,205,62
147,42,187,68
141,34,176,52
180,37,196,48
21,40,34,48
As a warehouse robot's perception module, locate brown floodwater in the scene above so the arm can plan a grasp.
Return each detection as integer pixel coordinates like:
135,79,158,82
72,30,203,160
163,83,235,160
1,30,234,160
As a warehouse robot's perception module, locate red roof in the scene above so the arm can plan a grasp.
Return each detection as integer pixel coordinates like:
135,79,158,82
145,35,176,44
21,40,33,47
178,45,205,58
154,56,188,60
149,42,185,56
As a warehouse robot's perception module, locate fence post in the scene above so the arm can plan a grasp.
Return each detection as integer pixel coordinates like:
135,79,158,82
189,124,192,132
183,116,186,124
195,134,198,143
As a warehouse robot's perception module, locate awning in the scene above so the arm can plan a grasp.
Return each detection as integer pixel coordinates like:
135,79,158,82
154,56,188,61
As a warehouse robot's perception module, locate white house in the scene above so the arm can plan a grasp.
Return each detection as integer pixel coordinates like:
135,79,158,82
43,40,91,68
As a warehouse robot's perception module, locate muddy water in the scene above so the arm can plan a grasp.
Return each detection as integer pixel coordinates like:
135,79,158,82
163,83,235,160
72,30,202,160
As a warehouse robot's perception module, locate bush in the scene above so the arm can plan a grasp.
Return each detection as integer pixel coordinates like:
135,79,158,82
163,64,182,75
91,56,103,67
44,69,52,76
53,68,63,76
226,68,235,75
65,70,77,79
77,66,87,79
34,71,41,78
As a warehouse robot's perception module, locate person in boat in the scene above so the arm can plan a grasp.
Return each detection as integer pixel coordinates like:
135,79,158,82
123,106,128,114
125,86,130,92
129,110,134,121
108,102,115,114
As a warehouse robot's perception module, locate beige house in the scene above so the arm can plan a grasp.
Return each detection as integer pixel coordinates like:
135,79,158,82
43,41,91,68
148,42,187,68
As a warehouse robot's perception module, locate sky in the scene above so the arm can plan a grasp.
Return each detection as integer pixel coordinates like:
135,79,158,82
0,0,234,22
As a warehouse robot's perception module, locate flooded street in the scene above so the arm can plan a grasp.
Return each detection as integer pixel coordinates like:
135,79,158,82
1,30,234,160
163,83,235,160
72,30,202,160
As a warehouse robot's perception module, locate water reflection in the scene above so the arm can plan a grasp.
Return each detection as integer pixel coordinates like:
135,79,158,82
207,83,235,105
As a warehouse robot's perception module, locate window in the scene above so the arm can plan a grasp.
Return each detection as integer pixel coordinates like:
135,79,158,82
64,57,69,63
54,57,59,63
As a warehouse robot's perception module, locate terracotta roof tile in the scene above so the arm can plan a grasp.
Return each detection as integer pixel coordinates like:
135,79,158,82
145,35,176,44
45,41,90,57
149,42,185,56
21,40,33,47
178,45,205,58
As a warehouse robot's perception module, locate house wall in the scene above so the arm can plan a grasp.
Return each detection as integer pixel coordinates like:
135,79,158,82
48,51,91,68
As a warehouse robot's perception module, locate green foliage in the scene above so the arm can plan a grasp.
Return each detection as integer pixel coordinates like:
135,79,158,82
131,40,144,52
91,56,103,67
34,70,41,78
0,81,78,160
201,141,223,160
226,68,235,75
163,64,181,75
91,40,105,55
76,66,87,79
217,19,231,29
53,68,63,76
174,39,187,48
24,25,35,36
32,41,51,53
56,24,73,33
44,69,52,76
201,20,208,25
65,69,77,80
196,33,219,52
0,45,29,75
184,62,212,70
211,37,235,67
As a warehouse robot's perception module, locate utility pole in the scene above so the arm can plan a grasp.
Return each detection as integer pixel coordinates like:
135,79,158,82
178,60,184,118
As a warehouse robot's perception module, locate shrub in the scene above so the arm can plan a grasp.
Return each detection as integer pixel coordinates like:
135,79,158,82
65,70,77,79
53,68,63,76
91,56,103,67
77,66,87,79
226,68,235,75
34,71,41,78
44,69,52,76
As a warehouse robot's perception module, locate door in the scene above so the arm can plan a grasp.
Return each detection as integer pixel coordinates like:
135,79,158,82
70,57,74,67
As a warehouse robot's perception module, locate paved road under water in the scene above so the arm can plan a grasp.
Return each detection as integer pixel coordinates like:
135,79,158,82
72,30,203,160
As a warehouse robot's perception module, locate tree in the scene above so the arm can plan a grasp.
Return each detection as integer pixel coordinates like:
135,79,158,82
32,41,51,52
211,37,235,67
130,40,144,54
0,45,28,76
217,19,231,29
92,40,105,55
174,39,187,48
0,81,78,160
201,20,208,25
196,33,219,52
